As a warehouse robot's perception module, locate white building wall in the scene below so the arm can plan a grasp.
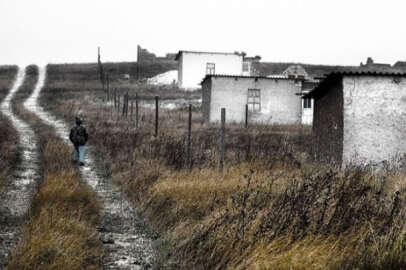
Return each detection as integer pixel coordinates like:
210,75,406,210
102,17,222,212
178,52,243,89
208,77,302,124
342,76,406,166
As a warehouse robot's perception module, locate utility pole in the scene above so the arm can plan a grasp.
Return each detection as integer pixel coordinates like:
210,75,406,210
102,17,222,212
98,46,105,91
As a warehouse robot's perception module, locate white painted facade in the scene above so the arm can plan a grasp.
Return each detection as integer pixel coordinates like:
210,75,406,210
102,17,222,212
176,51,243,89
202,76,303,125
342,76,406,166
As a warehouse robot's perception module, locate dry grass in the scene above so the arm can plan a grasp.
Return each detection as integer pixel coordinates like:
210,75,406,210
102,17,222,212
38,63,406,270
6,66,101,270
7,171,101,270
0,66,19,192
136,161,406,269
7,139,101,270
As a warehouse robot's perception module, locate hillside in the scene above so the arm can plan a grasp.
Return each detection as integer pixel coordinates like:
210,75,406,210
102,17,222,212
47,61,177,82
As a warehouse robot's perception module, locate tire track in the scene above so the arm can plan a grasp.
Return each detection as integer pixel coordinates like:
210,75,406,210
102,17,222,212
27,66,157,269
0,66,40,267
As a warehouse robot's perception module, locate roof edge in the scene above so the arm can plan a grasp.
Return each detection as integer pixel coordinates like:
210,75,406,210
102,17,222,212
200,74,305,85
175,50,243,61
305,71,406,99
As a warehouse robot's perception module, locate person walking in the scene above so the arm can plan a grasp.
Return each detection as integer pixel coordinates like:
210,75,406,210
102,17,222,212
69,117,88,166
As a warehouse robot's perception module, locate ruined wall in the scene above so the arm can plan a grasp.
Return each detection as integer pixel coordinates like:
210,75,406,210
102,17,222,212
313,78,343,165
209,77,302,124
342,76,406,166
137,45,176,63
137,45,157,63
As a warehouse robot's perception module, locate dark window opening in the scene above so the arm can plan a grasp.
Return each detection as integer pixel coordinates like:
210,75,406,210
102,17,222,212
304,98,312,109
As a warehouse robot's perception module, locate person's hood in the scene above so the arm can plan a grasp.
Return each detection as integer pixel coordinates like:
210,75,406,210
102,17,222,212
75,117,82,125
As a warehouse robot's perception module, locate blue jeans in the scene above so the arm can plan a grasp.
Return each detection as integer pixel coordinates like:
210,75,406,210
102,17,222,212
73,145,86,163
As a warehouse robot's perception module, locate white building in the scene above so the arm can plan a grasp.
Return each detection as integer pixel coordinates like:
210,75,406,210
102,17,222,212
175,50,244,89
201,75,303,124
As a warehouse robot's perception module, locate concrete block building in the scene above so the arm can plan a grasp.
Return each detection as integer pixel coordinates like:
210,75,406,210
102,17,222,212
268,64,317,125
306,71,406,167
201,75,303,124
175,51,245,89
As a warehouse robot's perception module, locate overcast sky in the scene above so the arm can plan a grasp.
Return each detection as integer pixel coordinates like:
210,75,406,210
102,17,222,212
1,0,405,66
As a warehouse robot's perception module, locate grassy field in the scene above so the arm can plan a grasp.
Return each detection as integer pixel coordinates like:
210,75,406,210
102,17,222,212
0,66,19,193
36,63,406,270
5,65,102,270
47,61,177,84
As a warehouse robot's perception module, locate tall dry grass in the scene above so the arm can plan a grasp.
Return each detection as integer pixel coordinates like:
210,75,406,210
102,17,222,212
0,66,19,192
6,139,101,270
39,63,406,270
6,66,102,270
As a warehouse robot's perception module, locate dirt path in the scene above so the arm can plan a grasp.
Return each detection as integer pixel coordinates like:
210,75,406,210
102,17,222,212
26,65,158,269
0,67,41,268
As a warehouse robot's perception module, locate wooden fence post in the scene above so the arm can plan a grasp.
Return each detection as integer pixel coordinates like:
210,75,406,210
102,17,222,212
113,89,117,108
101,71,105,101
124,92,129,118
122,94,126,117
155,96,159,137
127,93,130,117
245,104,248,128
187,104,192,170
106,74,110,101
117,95,120,114
135,93,139,128
219,108,226,172
130,100,133,119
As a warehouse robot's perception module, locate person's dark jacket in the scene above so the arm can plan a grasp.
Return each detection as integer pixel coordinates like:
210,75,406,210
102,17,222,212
69,125,88,146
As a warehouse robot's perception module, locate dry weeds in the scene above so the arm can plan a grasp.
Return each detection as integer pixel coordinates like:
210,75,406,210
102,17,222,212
0,66,19,192
38,63,406,270
6,66,101,269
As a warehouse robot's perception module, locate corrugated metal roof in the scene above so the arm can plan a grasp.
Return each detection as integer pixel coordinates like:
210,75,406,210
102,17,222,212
175,50,243,61
304,70,406,98
267,74,289,79
327,70,406,76
200,74,303,85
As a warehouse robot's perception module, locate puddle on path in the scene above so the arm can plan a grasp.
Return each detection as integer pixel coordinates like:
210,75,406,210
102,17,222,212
27,65,158,269
0,67,40,268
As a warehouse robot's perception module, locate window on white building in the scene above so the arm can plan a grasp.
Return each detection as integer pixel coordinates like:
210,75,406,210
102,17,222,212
303,98,312,109
248,89,261,112
206,63,215,75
